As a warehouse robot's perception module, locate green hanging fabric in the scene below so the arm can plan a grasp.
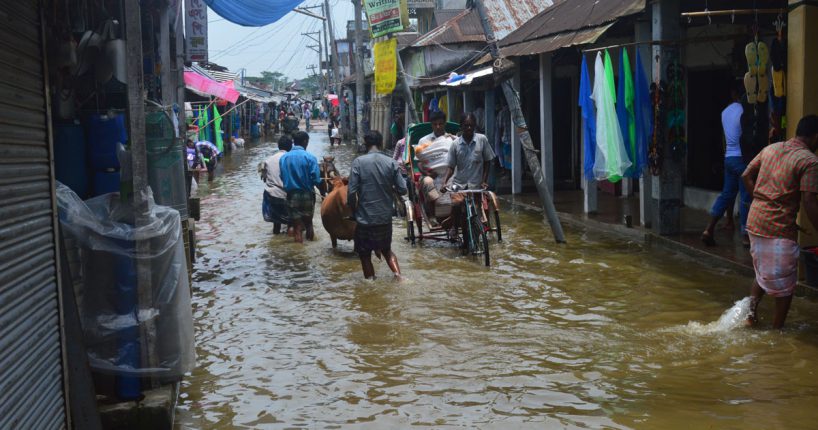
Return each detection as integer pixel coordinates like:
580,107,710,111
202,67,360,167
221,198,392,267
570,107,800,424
197,106,206,142
616,48,637,177
213,105,224,153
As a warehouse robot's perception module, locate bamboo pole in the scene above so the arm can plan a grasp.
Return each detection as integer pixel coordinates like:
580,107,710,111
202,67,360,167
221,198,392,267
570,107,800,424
473,0,566,243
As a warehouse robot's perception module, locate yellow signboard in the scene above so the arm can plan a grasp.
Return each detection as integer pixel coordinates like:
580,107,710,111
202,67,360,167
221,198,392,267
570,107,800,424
374,38,397,95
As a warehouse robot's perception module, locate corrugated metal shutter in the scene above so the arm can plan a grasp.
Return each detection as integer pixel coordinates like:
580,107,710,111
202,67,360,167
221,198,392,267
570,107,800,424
0,1,67,429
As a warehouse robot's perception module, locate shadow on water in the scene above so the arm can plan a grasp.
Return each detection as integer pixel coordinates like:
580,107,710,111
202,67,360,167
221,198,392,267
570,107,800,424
176,127,818,429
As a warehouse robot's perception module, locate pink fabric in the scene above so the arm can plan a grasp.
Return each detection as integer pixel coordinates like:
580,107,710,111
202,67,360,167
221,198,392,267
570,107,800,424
183,72,240,103
749,234,800,297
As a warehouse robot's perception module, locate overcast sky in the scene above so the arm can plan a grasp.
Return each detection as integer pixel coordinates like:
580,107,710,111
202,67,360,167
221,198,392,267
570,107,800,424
206,1,355,80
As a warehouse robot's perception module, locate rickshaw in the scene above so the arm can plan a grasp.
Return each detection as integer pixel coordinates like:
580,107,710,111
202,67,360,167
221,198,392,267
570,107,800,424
400,122,502,267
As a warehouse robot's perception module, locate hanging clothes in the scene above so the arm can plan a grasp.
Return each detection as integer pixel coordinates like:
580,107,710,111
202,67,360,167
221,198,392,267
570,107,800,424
579,55,596,180
616,48,637,178
422,99,430,122
633,49,652,175
591,50,630,183
496,106,512,170
438,95,448,117
203,107,212,143
429,96,439,113
197,107,206,142
213,105,224,153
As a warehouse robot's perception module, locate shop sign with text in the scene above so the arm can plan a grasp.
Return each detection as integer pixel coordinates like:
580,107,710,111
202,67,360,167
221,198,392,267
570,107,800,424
185,0,208,62
364,0,409,38
374,38,397,94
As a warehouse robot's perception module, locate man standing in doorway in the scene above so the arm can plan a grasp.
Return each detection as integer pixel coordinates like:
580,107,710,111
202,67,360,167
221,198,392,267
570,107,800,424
280,131,321,243
742,115,818,329
702,82,752,247
348,131,408,279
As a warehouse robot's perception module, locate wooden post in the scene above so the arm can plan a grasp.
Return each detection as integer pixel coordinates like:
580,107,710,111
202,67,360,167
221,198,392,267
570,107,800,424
353,0,366,149
473,0,566,243
539,52,554,197
124,0,158,387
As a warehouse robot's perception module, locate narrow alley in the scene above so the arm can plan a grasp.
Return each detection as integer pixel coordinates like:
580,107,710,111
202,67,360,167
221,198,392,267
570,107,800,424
175,130,818,429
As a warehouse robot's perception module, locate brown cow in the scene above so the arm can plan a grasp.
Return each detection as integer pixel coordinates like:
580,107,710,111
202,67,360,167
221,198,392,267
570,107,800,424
320,176,356,248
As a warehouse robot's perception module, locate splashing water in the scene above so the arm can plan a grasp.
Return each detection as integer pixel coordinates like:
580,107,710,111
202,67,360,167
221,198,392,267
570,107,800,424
682,297,752,335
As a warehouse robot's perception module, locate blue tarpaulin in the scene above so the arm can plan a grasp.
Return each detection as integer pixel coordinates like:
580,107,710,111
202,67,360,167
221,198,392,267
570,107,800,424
204,0,306,27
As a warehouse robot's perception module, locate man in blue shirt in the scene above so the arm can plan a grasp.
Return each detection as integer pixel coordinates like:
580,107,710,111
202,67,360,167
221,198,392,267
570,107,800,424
280,131,321,243
702,82,752,247
348,131,407,279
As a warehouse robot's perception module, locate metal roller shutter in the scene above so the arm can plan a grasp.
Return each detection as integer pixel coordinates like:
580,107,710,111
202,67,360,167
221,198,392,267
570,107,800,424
0,1,67,429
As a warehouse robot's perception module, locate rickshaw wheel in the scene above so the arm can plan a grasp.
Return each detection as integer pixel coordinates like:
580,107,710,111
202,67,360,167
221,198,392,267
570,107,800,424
494,210,502,243
407,220,416,245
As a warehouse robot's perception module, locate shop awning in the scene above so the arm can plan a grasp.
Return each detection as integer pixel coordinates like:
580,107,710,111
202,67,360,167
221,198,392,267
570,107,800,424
500,23,614,57
438,66,494,87
498,0,645,57
184,71,240,103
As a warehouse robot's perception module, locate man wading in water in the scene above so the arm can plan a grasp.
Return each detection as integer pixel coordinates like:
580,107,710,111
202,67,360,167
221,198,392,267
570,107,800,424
743,115,818,328
348,131,407,279
280,131,321,243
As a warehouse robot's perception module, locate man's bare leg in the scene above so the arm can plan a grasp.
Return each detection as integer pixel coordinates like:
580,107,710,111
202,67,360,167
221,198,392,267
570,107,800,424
293,221,304,244
305,220,315,241
747,280,765,327
385,251,401,279
360,254,376,279
772,294,794,329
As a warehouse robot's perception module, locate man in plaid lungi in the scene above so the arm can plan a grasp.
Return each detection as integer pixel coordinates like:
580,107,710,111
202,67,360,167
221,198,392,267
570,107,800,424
280,131,322,244
742,115,818,328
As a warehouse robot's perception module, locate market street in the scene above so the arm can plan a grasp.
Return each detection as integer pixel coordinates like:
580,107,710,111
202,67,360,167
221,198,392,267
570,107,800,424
175,130,818,429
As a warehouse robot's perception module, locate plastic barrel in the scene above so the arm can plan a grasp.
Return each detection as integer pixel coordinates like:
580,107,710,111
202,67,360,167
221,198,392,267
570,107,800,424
87,113,127,170
803,247,818,287
93,170,121,196
54,122,88,198
251,123,260,138
147,137,188,218
113,246,141,400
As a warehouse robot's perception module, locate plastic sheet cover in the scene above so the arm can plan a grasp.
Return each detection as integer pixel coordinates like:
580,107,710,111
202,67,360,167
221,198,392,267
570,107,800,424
56,183,194,378
204,0,306,27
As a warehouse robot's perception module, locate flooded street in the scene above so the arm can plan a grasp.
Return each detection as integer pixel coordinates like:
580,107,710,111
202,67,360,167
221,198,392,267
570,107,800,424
176,130,818,429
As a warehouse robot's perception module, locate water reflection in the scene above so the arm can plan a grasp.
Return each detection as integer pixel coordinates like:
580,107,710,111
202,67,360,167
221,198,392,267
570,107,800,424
176,130,818,429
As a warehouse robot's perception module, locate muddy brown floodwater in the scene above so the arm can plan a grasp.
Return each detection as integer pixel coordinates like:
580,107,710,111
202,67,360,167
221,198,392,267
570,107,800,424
175,130,818,429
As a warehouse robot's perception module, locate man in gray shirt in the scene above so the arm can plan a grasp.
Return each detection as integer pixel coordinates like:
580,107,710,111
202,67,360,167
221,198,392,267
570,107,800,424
348,130,408,279
443,113,496,190
441,113,496,242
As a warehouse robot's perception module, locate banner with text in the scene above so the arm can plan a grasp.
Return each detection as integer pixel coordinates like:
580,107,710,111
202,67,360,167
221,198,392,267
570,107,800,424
364,0,407,38
185,0,208,62
374,38,397,95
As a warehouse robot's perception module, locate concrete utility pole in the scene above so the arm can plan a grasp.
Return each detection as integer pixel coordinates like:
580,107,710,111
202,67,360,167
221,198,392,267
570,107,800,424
303,30,323,93
472,0,566,243
324,0,346,139
321,10,331,93
353,0,366,149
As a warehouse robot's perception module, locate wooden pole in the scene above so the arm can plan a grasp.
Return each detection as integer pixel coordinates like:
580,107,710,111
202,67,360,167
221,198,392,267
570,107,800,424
396,52,419,125
124,0,158,387
472,0,566,243
353,0,366,149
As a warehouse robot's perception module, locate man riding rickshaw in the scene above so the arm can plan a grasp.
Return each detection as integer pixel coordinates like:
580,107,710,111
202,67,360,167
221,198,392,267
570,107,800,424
403,112,502,266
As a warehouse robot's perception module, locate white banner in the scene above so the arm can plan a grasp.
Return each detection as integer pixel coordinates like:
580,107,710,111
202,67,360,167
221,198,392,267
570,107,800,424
184,0,208,62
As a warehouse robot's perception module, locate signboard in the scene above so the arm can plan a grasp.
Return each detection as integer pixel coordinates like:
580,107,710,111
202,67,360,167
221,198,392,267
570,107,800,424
374,38,397,95
185,0,208,62
407,1,435,7
364,0,408,38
